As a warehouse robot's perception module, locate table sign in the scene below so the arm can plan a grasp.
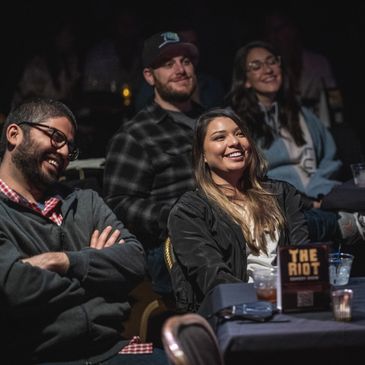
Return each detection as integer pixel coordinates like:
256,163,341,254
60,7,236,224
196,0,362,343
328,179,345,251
277,244,331,312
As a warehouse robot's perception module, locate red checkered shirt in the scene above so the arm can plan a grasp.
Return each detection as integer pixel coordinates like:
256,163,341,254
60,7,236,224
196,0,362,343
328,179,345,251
0,178,63,225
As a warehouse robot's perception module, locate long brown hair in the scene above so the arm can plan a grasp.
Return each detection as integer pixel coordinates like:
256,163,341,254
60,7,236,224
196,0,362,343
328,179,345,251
226,40,305,148
193,108,285,255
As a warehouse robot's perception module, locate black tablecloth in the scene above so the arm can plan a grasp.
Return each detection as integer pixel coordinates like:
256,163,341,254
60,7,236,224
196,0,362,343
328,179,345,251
321,179,365,212
199,278,365,365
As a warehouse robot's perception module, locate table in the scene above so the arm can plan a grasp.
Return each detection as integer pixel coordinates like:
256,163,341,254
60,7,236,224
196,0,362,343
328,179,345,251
198,278,365,365
321,178,365,212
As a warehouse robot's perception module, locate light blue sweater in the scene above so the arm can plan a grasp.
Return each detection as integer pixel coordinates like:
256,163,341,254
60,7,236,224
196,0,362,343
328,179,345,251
258,107,342,198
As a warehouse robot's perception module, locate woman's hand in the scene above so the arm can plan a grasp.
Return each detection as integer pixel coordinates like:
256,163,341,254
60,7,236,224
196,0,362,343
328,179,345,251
313,200,322,209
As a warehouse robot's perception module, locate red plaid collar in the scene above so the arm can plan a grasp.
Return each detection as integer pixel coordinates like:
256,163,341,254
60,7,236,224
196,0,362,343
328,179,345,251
0,178,63,225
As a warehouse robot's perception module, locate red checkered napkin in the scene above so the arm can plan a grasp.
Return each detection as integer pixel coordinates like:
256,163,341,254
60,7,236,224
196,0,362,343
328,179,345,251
119,336,153,354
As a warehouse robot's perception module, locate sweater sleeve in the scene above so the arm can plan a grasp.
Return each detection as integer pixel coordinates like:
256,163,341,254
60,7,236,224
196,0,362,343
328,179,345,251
0,236,86,318
281,181,311,245
303,108,342,197
65,190,146,297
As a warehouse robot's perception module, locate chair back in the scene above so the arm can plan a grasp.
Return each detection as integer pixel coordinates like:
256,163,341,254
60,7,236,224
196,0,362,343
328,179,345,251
60,158,105,195
138,237,177,344
164,236,175,272
162,313,224,365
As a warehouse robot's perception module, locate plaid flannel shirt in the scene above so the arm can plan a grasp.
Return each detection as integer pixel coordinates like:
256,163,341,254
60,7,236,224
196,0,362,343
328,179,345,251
103,102,203,249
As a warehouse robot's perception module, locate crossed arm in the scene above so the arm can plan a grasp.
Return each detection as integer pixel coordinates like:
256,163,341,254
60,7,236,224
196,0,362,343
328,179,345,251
21,226,124,274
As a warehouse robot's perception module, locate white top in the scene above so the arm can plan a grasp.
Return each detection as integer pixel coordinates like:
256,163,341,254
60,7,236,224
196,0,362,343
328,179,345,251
234,204,279,282
247,230,279,283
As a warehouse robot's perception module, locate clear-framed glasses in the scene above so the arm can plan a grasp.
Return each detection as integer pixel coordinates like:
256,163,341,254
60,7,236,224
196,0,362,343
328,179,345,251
18,121,79,161
247,55,281,73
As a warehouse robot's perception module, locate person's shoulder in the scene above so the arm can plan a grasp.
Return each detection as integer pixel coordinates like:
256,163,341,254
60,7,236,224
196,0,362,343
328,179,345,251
171,190,206,210
106,106,162,151
172,190,194,207
56,183,100,200
122,103,167,131
109,103,175,147
262,178,297,193
177,189,200,202
168,190,212,226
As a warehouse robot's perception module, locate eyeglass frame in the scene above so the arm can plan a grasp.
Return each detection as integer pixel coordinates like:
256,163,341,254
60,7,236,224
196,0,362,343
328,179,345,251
17,121,79,161
246,55,281,73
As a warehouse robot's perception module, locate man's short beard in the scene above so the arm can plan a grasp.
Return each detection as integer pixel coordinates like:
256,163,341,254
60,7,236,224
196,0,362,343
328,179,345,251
155,79,196,104
12,136,58,191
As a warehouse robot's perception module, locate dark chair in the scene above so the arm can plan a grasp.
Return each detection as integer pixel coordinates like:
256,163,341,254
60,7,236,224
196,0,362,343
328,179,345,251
164,236,175,272
59,158,105,196
122,277,174,344
138,237,177,343
139,292,175,343
162,313,225,365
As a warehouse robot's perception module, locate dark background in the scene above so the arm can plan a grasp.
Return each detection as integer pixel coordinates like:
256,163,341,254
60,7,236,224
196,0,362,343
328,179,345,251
0,0,364,150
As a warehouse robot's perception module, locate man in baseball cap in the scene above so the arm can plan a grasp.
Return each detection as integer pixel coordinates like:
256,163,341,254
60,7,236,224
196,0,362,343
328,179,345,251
142,31,199,68
104,30,203,298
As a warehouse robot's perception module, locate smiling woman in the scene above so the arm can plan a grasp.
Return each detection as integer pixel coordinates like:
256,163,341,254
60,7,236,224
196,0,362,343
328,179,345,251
203,116,251,182
167,107,310,312
226,40,364,246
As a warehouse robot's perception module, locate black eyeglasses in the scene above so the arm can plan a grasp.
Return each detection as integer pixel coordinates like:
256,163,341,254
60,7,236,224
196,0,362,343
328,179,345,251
18,121,79,161
247,55,281,73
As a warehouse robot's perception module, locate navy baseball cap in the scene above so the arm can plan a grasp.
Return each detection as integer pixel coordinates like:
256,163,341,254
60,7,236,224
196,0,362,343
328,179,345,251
142,31,199,68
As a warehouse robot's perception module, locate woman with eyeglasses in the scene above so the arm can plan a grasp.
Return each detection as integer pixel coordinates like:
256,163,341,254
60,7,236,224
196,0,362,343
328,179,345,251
167,107,310,312
226,40,363,244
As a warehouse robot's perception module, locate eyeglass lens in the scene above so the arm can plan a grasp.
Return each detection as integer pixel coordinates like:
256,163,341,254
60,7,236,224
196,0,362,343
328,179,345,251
19,122,79,161
248,56,280,72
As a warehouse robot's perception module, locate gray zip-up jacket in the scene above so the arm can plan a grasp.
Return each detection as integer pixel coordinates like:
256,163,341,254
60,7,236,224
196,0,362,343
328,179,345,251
0,184,146,364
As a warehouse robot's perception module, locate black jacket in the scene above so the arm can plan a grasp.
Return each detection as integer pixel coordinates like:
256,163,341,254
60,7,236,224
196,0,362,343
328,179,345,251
167,179,310,312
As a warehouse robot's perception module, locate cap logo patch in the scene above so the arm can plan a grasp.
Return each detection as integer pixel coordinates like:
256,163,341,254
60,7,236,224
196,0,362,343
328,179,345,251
159,32,180,48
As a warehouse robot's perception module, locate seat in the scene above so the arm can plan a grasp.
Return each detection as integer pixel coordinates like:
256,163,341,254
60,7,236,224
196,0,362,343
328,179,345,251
122,277,175,345
162,313,224,365
164,236,175,272
60,158,105,196
139,294,175,343
138,237,177,343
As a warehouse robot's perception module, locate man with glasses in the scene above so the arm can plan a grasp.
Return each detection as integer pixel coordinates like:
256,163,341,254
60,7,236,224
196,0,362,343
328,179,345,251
16,121,79,161
0,98,167,364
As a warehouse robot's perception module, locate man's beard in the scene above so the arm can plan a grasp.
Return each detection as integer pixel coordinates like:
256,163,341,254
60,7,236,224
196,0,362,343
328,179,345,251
154,77,197,103
12,136,60,191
